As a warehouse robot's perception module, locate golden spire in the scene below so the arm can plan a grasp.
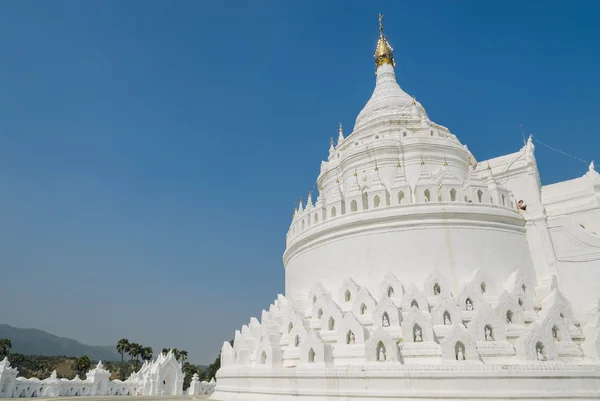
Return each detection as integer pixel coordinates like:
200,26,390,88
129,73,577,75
374,13,395,69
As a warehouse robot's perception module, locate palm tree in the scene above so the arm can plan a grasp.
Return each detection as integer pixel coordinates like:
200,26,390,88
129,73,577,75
129,343,142,367
75,355,91,376
0,339,12,358
116,338,130,365
162,348,170,356
179,350,188,364
172,349,181,361
142,346,153,361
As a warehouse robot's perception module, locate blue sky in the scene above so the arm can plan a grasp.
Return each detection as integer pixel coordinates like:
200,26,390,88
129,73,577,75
0,1,598,364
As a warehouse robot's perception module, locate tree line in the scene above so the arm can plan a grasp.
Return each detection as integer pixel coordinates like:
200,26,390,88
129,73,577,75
0,337,223,388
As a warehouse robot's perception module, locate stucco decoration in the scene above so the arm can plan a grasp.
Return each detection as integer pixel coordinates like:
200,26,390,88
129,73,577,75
431,296,461,327
401,309,434,343
299,331,333,367
365,327,400,362
337,312,369,345
437,167,464,203
372,296,401,329
467,303,507,342
401,284,429,314
256,337,283,368
378,272,404,303
352,287,377,324
516,322,558,361
319,300,343,335
468,268,499,298
220,342,234,367
423,270,452,299
440,325,480,362
414,167,438,203
456,283,485,321
503,268,537,300
494,290,525,326
338,277,360,308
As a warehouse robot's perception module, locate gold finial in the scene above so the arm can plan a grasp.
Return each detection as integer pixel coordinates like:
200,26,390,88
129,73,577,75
487,161,492,170
375,162,379,171
339,122,343,133
397,159,401,167
421,155,425,165
444,154,448,166
412,95,416,105
354,169,358,177
374,13,395,69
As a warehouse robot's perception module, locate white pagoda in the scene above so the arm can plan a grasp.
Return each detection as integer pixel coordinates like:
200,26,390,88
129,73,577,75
212,15,600,401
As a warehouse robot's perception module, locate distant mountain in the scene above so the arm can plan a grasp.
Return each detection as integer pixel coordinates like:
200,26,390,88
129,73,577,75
0,324,120,362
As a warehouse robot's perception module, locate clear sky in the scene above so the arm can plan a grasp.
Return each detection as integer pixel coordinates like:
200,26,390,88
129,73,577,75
0,1,598,364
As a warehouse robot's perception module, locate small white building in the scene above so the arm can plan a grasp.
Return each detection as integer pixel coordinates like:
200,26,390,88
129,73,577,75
0,350,187,398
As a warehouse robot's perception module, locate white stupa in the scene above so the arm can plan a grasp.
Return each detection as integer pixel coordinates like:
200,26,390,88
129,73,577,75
213,15,600,401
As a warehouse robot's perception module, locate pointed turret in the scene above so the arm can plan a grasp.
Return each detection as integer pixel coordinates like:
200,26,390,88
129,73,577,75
306,192,313,210
337,123,344,143
590,161,595,172
411,96,419,118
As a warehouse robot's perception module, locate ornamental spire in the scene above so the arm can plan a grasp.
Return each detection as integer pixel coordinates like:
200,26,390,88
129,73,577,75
374,13,395,69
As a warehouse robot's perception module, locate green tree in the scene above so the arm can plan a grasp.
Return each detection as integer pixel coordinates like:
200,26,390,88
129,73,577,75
172,349,181,361
75,355,91,377
116,338,130,365
142,346,153,361
205,353,220,382
128,343,142,368
179,350,188,364
182,362,200,391
0,339,12,358
161,348,170,356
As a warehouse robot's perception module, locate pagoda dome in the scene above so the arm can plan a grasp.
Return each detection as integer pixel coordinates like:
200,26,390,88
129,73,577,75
354,64,429,131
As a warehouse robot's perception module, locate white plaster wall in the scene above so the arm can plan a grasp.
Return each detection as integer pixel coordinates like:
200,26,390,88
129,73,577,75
556,259,600,316
553,208,600,236
548,217,600,314
285,205,534,303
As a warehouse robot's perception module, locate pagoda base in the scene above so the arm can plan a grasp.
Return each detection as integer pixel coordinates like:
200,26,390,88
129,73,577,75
213,364,600,401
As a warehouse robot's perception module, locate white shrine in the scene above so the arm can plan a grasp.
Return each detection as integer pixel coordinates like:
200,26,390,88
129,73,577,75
213,15,600,401
0,350,196,398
